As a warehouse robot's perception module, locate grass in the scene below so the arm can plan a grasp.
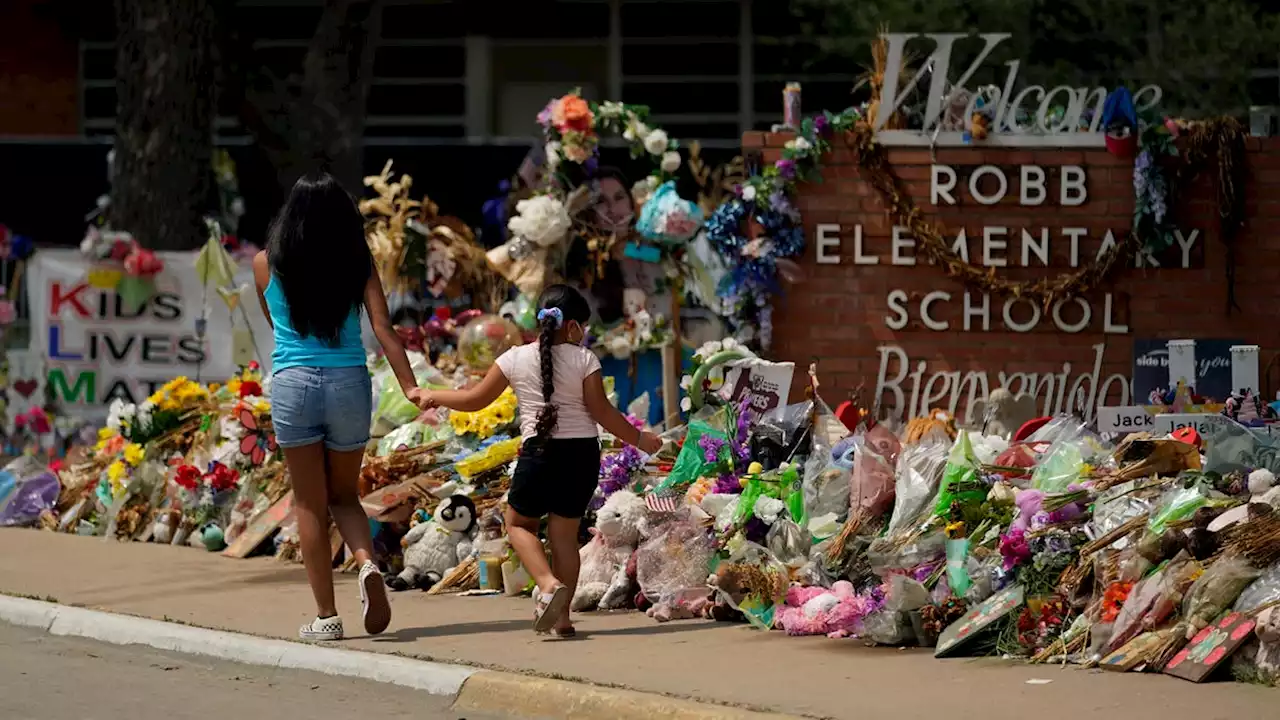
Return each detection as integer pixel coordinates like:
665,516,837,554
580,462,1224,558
2,591,58,603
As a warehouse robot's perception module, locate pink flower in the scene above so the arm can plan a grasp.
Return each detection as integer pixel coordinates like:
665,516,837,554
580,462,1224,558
0,299,15,326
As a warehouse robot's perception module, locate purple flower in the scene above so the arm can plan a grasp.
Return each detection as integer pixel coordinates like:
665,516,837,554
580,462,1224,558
598,445,645,500
775,159,797,179
744,517,769,544
999,529,1031,571
813,114,830,136
699,435,726,464
713,473,743,495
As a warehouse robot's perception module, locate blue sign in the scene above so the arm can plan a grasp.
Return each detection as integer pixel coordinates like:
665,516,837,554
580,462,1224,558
1132,338,1242,403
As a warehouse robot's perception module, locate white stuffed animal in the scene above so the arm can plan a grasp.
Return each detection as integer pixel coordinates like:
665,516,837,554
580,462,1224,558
572,490,647,611
387,495,477,591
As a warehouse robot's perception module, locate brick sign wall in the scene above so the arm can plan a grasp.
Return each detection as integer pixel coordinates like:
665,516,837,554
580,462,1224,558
745,132,1280,423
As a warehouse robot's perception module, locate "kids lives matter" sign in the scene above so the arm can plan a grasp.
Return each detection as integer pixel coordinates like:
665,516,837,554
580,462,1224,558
27,250,273,419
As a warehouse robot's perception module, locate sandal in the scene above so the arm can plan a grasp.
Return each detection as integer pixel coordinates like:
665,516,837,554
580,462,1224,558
533,585,571,633
549,626,577,639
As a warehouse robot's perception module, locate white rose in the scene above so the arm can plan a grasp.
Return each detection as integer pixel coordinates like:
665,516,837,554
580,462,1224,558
660,151,681,173
680,375,693,390
606,336,631,360
544,141,562,170
680,397,692,412
741,185,757,202
508,194,571,248
643,129,669,156
788,137,812,152
623,120,650,142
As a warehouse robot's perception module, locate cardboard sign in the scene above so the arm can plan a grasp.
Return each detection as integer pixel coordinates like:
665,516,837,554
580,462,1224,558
1164,612,1257,682
1101,631,1170,672
1096,405,1156,434
222,492,293,559
720,358,794,420
935,584,1024,658
1152,413,1229,436
361,475,432,523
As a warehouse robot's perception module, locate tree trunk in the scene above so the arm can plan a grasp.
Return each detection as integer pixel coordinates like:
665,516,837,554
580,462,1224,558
219,0,381,192
111,0,214,251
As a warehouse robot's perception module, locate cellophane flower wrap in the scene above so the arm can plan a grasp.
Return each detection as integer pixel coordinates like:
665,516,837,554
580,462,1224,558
636,181,703,247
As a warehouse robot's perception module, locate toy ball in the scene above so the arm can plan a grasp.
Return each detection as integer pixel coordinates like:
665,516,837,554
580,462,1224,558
457,314,522,371
201,524,226,552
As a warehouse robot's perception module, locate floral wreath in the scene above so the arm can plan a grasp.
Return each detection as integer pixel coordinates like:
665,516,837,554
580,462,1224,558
704,198,805,349
538,90,681,193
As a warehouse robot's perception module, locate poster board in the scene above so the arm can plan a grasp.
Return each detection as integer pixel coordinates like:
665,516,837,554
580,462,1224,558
935,584,1024,658
1164,612,1257,682
222,492,293,559
27,250,274,420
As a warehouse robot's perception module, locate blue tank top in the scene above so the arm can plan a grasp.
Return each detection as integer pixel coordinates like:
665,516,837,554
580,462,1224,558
264,275,365,373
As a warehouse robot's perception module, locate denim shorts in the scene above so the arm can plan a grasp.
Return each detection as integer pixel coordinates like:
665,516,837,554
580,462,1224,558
269,366,372,452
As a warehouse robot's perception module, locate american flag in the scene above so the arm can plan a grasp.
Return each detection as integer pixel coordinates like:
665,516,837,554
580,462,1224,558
645,494,681,514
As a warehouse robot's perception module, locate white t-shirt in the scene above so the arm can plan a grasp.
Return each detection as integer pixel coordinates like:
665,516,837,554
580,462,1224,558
495,342,602,441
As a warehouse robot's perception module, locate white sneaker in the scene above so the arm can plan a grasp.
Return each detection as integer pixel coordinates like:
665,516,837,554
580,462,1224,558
359,561,392,635
299,615,343,641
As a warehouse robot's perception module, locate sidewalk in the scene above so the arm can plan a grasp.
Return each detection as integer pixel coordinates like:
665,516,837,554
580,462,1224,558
0,529,1272,719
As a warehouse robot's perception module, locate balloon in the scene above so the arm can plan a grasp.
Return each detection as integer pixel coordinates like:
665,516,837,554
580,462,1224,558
456,315,522,371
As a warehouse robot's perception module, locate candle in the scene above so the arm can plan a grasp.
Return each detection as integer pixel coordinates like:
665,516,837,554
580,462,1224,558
783,83,802,129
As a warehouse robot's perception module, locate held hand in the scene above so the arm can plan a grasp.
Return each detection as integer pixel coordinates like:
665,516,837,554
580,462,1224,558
406,387,436,410
636,430,664,455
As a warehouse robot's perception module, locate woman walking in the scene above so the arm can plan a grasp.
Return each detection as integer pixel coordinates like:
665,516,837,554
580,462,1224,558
255,172,428,641
425,284,663,636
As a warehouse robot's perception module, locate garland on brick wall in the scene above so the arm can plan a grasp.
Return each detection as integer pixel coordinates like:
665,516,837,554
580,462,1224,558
716,108,1250,340
1175,118,1248,313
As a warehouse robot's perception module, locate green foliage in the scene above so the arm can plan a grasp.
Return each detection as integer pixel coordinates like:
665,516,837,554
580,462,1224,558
793,0,1280,118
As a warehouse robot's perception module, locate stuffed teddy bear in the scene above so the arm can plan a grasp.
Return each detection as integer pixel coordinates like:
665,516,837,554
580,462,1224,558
775,581,878,637
572,490,646,611
387,494,477,591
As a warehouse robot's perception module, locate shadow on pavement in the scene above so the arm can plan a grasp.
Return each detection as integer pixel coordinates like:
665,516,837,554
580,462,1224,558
372,619,532,641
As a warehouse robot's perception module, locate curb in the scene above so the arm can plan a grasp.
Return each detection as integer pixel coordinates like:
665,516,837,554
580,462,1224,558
454,671,809,720
0,595,808,720
0,596,474,696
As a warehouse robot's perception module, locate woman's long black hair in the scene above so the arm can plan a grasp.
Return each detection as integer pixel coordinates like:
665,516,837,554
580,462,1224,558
532,284,592,446
267,173,373,345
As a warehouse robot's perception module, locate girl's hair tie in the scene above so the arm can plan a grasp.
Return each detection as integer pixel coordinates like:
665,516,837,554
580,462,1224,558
537,307,564,328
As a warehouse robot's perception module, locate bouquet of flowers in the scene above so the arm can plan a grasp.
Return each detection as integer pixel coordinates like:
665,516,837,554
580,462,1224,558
172,461,242,530
96,439,147,509
448,387,518,440
108,376,210,446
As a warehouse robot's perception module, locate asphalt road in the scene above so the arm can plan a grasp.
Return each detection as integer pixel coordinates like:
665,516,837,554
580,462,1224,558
0,622,513,720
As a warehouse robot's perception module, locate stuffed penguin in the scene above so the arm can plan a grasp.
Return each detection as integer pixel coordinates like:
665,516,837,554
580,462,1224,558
387,495,478,591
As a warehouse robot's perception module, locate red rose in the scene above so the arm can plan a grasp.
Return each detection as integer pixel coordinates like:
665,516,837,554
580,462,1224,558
205,462,239,493
174,464,201,491
238,380,263,398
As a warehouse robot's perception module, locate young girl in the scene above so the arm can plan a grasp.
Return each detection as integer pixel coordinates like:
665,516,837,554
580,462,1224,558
255,172,428,642
426,284,663,636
